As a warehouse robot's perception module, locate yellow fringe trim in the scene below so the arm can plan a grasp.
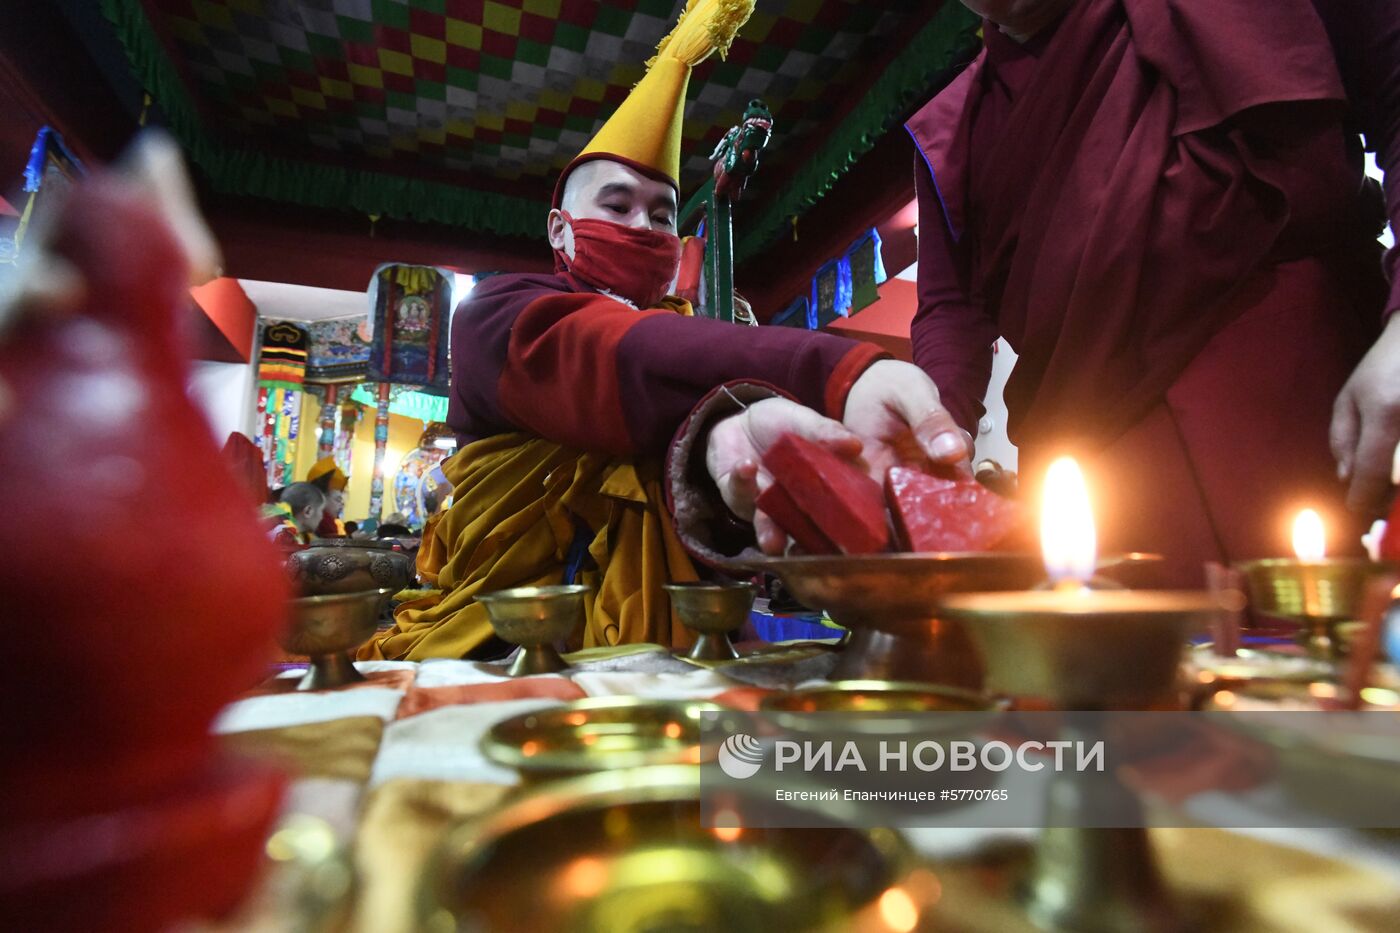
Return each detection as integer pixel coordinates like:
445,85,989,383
646,0,755,70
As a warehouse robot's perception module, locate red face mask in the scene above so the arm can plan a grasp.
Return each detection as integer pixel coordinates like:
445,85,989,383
556,211,682,308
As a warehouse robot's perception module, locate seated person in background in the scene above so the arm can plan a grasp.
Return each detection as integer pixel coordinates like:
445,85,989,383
265,482,325,550
360,0,970,662
377,521,412,540
305,456,348,537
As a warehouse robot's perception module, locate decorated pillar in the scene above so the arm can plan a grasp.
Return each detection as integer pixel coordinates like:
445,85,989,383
368,382,391,521
316,383,339,460
254,321,308,489
365,262,453,527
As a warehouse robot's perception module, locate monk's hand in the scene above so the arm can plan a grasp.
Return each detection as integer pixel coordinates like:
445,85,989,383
842,360,973,481
706,397,863,554
1331,315,1400,514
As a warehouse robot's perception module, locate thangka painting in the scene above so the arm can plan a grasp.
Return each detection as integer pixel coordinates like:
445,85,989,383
367,264,451,392
847,228,887,314
305,316,372,383
256,321,308,488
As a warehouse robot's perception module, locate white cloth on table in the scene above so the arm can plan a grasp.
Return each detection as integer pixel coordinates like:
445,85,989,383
570,670,738,699
213,687,406,734
270,660,418,680
369,698,564,786
412,658,514,688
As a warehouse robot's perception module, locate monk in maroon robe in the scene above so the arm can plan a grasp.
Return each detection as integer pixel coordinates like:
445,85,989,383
362,157,972,659
909,0,1400,584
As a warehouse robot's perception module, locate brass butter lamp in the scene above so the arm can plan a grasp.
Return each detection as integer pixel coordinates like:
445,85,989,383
1234,509,1395,660
938,458,1223,933
664,580,757,662
476,585,589,676
283,588,393,691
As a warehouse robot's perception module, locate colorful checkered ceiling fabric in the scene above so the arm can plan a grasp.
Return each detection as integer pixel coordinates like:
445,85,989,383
144,0,917,192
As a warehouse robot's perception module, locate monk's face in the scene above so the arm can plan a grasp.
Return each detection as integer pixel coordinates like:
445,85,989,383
959,0,1074,37
547,160,679,259
326,488,345,518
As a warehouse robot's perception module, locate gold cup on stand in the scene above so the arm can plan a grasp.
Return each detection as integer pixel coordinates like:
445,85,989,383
664,581,757,662
1234,557,1393,660
930,458,1224,932
282,588,392,691
1234,508,1397,660
476,585,589,676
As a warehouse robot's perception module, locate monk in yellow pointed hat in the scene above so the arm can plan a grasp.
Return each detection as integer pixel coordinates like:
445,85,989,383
305,456,348,537
359,0,973,663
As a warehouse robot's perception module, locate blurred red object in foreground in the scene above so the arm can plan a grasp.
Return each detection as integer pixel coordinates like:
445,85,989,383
0,134,288,931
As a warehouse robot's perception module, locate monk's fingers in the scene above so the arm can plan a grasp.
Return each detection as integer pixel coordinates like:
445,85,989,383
744,397,861,457
713,459,760,521
909,410,974,464
1346,421,1400,515
753,508,787,555
1330,387,1361,482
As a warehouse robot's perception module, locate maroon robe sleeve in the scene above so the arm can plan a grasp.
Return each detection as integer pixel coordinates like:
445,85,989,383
1312,0,1400,315
909,160,998,436
447,272,887,457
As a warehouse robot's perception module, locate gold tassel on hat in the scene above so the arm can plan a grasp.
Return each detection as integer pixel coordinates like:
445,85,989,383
560,0,756,201
648,0,756,69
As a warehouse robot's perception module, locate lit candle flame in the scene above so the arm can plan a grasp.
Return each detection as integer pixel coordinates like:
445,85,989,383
1041,457,1097,587
1292,509,1325,562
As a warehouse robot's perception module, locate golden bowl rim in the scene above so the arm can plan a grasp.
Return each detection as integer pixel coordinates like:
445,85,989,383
1233,557,1396,573
481,696,729,772
289,587,394,608
475,584,592,604
760,679,999,711
303,537,403,550
663,580,760,593
937,589,1223,618
746,550,1162,573
419,764,917,926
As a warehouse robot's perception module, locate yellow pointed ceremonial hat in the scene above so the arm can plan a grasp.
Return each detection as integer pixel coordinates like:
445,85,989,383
552,0,756,206
306,456,348,492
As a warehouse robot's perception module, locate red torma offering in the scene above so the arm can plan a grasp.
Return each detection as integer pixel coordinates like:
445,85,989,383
757,433,890,554
757,434,1022,555
885,466,1021,553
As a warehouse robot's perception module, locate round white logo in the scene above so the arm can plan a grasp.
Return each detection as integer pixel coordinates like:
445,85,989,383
717,733,764,779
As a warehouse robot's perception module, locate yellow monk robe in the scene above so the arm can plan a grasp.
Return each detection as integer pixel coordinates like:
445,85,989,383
357,433,699,661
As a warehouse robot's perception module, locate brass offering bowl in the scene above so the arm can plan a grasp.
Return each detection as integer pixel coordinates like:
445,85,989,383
754,553,1046,690
476,584,588,676
282,588,392,691
664,581,758,662
419,765,928,933
482,697,741,782
1234,558,1395,660
287,538,414,596
936,588,1222,933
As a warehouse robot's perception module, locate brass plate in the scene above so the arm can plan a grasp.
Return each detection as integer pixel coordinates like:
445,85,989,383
480,697,739,778
419,766,925,933
761,680,995,714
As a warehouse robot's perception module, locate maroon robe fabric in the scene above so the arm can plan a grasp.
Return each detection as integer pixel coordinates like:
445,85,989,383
909,0,1397,581
447,271,885,456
